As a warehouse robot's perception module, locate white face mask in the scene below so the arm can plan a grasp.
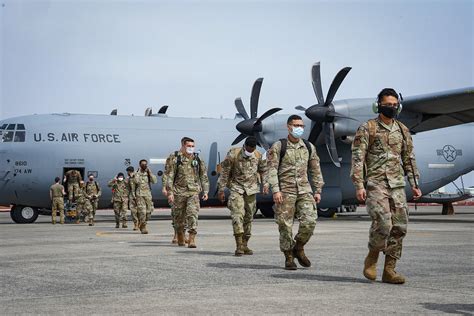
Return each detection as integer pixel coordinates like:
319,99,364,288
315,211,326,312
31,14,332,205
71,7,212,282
118,177,124,181
244,150,254,157
186,147,195,154
290,126,304,138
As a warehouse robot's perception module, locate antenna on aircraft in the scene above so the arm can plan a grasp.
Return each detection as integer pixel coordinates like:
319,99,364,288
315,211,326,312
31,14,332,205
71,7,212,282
110,109,117,116
158,106,169,114
145,108,153,117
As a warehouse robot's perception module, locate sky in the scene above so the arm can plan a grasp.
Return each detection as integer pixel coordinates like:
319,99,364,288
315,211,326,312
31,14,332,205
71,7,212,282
0,0,473,188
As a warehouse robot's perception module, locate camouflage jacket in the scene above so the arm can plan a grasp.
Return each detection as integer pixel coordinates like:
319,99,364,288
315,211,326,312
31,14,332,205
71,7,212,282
350,117,420,190
65,170,81,183
126,173,136,199
108,179,129,202
130,169,157,198
85,181,102,200
165,151,209,196
76,185,88,204
217,147,268,195
267,138,324,195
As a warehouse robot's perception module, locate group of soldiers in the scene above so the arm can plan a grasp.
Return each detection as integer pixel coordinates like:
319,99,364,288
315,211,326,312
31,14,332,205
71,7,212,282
50,88,421,284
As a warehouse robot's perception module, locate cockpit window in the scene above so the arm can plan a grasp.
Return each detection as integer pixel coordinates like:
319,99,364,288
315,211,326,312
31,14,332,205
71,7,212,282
1,124,26,142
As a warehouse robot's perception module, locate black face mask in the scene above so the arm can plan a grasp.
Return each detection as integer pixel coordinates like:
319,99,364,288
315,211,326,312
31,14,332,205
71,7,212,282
379,105,397,119
140,165,147,170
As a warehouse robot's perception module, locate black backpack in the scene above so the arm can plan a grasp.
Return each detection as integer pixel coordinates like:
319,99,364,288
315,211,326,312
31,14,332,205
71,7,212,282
173,151,201,184
278,138,313,169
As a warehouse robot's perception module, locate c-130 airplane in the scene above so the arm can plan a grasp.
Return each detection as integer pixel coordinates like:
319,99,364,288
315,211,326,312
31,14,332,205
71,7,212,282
1,62,473,223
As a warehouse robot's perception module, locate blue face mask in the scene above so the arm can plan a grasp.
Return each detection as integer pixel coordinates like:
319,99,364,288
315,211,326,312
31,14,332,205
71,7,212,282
290,126,304,138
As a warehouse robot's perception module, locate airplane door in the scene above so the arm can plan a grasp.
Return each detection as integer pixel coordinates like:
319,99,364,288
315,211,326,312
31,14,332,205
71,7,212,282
0,150,13,182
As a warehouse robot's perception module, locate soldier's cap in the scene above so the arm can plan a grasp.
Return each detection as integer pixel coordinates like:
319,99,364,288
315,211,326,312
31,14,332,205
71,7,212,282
126,166,134,172
117,172,124,178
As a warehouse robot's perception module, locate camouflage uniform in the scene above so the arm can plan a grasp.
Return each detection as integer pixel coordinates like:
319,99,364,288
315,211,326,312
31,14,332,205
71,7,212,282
50,183,65,224
85,180,101,222
126,172,138,226
163,156,179,232
65,169,81,202
108,179,129,226
217,147,268,238
351,117,419,259
130,169,157,229
267,138,324,252
165,152,209,235
77,185,93,222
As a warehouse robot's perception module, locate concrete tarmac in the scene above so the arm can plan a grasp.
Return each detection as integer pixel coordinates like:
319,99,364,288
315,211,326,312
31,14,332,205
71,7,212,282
0,206,473,315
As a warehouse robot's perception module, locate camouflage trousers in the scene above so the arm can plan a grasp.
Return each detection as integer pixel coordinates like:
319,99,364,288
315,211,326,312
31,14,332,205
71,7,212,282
113,198,128,223
51,197,64,223
274,192,317,252
129,197,138,224
171,205,188,231
366,182,408,259
228,190,256,238
174,193,200,234
89,199,98,220
67,183,80,202
136,195,154,224
77,200,92,221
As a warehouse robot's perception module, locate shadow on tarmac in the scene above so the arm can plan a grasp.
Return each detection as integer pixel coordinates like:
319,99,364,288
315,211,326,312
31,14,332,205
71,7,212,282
207,262,281,270
421,303,474,315
272,273,370,284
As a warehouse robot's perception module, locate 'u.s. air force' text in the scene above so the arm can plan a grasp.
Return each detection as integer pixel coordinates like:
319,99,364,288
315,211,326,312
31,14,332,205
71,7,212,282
33,133,121,143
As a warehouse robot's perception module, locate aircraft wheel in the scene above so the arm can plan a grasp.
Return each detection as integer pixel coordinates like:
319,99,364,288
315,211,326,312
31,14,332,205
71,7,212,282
317,207,337,218
258,203,275,218
10,205,39,224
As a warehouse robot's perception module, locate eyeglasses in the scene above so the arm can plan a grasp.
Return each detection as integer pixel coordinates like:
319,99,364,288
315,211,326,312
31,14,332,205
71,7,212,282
380,103,400,108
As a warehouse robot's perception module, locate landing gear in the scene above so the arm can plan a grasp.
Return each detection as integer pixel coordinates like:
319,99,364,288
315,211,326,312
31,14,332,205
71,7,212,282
10,205,39,223
317,207,337,218
257,203,275,218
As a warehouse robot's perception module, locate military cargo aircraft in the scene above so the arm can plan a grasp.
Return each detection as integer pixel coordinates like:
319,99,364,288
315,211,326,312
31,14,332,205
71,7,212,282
1,62,473,223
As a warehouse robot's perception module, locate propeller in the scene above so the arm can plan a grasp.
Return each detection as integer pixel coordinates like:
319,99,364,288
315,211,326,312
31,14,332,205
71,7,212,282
297,62,357,167
158,105,169,114
232,78,282,150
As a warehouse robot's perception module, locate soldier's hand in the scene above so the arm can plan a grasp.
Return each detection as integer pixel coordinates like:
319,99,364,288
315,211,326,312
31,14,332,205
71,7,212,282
412,187,422,200
168,194,174,205
273,192,283,204
356,189,366,202
218,191,225,203
202,194,209,201
313,193,321,204
162,188,168,196
263,185,269,195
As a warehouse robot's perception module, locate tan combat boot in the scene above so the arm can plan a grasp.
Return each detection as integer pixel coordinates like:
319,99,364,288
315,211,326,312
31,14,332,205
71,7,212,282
177,231,186,246
242,237,253,255
133,222,139,231
382,255,406,284
115,222,120,228
140,223,148,234
293,240,311,267
172,228,178,244
184,231,189,244
234,235,244,257
188,232,197,248
89,219,94,226
284,250,297,270
122,221,128,229
363,249,380,281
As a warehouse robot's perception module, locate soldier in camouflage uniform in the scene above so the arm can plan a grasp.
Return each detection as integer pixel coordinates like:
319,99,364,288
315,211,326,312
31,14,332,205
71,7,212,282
267,115,324,270
130,159,157,234
85,175,101,226
50,177,65,224
351,88,421,284
108,172,129,229
77,180,94,225
126,166,139,231
165,137,209,248
217,136,268,256
64,169,82,202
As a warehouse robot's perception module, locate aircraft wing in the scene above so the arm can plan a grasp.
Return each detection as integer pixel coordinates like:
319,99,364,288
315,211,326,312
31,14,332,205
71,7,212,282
399,87,474,133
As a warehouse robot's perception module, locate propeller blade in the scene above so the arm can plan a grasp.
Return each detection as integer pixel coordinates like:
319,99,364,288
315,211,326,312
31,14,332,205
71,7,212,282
324,67,352,107
250,78,263,119
324,122,341,167
231,133,247,145
311,62,325,104
308,122,323,144
327,111,360,122
256,133,269,150
207,142,218,196
158,105,169,114
234,98,249,120
255,107,282,126
295,105,306,111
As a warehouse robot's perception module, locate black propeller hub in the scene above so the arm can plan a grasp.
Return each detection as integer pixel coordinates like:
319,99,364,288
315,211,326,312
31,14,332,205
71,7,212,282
305,105,335,123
